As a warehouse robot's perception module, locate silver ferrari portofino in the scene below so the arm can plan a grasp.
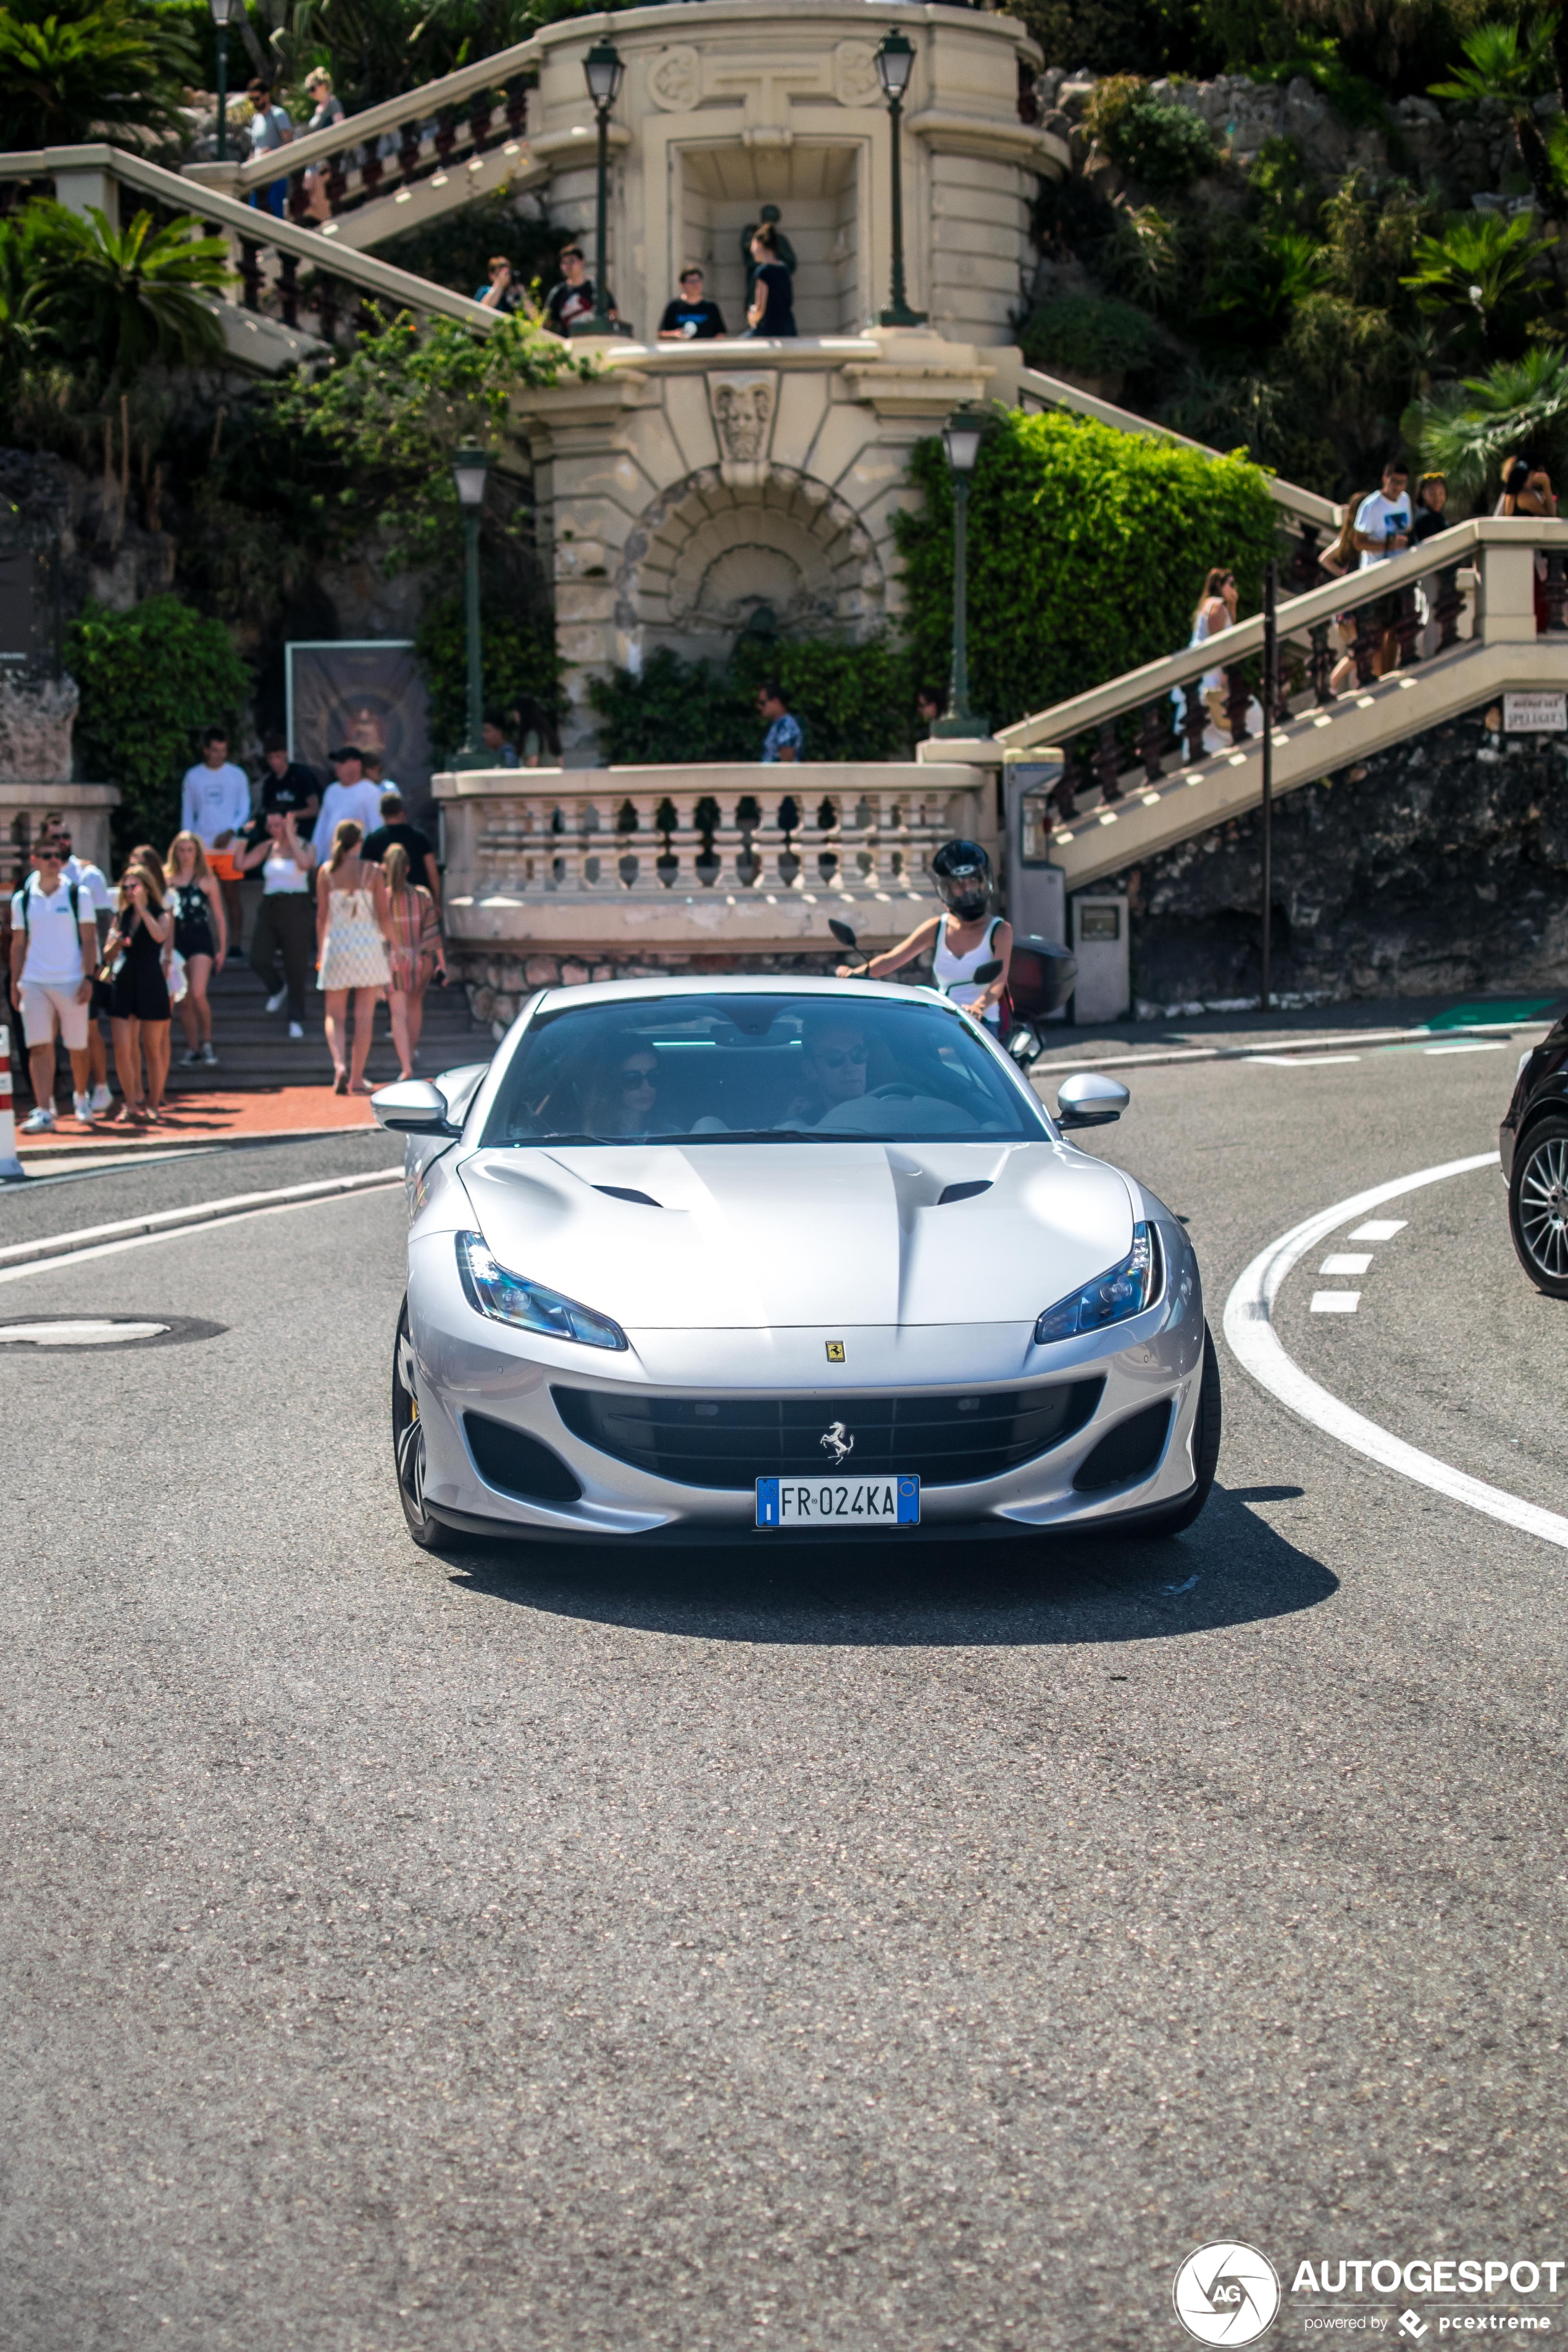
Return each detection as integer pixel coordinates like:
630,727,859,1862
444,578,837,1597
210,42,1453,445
372,978,1220,1548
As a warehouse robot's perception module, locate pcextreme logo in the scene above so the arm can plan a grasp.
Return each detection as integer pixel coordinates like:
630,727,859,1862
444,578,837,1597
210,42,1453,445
1173,2243,1284,2346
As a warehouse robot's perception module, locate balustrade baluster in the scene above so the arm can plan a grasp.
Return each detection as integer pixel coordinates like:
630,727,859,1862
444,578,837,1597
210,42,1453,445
1180,680,1207,763
710,797,748,892
668,794,701,891
1433,562,1464,651
1138,697,1167,784
1545,552,1568,633
1291,521,1322,592
278,252,299,329
504,83,528,140
469,95,494,152
1349,603,1380,687
238,238,262,312
325,151,348,214
398,122,422,185
1093,720,1123,803
316,274,339,341
1392,582,1420,669
1308,620,1335,706
1051,746,1083,822
435,111,457,169
361,141,384,199
286,170,308,225
1224,666,1252,743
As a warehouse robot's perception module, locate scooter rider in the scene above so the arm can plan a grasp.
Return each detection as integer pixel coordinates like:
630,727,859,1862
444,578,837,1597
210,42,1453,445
835,838,1012,1032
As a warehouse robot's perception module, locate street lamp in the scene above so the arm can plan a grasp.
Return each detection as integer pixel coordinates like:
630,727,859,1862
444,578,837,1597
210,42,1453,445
930,405,990,740
209,0,235,163
875,27,925,328
451,444,491,769
582,35,624,336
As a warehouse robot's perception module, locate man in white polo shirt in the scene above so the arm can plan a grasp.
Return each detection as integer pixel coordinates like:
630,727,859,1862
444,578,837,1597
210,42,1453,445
180,725,252,951
8,836,99,1131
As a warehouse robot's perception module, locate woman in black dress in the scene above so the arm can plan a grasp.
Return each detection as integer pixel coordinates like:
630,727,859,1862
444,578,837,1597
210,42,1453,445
106,861,173,1122
165,830,227,1068
746,225,796,339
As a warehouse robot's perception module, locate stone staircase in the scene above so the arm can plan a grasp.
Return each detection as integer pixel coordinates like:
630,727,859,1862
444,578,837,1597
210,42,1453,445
162,953,486,1093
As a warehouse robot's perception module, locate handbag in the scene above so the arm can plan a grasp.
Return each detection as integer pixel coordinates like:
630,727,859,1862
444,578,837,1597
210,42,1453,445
167,948,187,1005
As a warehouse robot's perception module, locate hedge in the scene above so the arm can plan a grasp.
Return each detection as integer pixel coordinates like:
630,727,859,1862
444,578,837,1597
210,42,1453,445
588,636,917,766
68,595,251,855
415,598,563,761
893,409,1277,732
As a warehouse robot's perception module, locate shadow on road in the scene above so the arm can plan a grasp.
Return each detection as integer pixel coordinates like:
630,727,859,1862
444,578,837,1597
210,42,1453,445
442,1482,1337,1648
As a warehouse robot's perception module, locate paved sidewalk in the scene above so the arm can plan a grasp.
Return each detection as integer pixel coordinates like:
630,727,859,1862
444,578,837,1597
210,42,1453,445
16,1087,378,1159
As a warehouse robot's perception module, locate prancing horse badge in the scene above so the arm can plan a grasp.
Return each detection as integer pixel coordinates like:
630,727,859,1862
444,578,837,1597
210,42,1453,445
825,1341,846,1362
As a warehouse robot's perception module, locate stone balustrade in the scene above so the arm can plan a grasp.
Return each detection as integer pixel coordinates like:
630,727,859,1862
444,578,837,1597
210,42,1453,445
435,759,991,1016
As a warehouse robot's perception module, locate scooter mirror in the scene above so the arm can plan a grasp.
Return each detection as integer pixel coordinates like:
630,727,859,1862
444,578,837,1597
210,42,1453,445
828,918,858,950
971,959,1003,985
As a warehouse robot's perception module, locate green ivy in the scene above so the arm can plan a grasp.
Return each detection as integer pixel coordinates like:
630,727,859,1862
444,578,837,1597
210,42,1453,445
587,638,917,766
415,598,564,760
68,594,251,855
893,409,1276,732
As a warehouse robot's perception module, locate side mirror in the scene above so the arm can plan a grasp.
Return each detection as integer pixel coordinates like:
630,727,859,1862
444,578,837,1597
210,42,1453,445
1007,1021,1046,1067
1056,1071,1129,1130
971,958,1003,985
828,918,858,951
372,1078,461,1136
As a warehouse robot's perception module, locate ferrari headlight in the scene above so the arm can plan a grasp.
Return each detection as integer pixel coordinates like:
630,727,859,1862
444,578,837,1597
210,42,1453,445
456,1231,627,1351
1034,1222,1159,1345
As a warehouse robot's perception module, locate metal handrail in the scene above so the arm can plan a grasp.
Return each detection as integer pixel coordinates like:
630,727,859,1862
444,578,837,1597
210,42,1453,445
996,517,1564,751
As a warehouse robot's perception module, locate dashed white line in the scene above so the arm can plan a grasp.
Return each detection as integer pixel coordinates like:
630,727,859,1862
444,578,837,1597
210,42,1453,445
1224,1151,1568,1553
1424,1041,1507,1056
1348,1219,1406,1241
1310,1291,1361,1312
1319,1253,1372,1275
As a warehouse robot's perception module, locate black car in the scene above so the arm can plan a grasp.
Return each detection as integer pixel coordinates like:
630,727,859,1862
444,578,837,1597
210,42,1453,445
1500,1019,1568,1292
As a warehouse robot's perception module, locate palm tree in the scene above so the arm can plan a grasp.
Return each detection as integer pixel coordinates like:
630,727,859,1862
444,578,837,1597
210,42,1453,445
24,204,231,388
1430,22,1559,217
1401,211,1545,351
1405,347,1568,499
0,0,198,152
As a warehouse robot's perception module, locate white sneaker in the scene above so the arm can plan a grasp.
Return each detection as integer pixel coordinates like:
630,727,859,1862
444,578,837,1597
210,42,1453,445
288,1020,304,1039
181,1046,203,1067
21,1106,55,1132
73,1092,93,1120
265,988,287,1013
199,1041,219,1065
90,1084,112,1114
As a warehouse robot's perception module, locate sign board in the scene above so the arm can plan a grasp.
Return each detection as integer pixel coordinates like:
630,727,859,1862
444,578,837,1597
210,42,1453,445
285,640,433,816
1504,691,1567,733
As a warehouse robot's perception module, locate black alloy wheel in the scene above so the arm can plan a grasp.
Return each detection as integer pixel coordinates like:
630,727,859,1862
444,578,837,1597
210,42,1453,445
392,1297,443,1549
1127,1322,1222,1539
1509,1116,1568,1296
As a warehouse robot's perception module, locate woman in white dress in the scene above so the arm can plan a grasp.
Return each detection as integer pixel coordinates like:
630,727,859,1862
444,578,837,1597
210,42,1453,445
1172,565,1238,740
316,819,393,1094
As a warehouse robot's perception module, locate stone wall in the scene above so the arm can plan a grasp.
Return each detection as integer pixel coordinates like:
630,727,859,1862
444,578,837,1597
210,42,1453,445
1127,704,1568,1015
457,946,844,1035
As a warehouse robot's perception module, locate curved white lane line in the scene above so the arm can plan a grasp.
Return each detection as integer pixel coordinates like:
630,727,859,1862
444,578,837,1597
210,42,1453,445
0,1178,402,1287
1222,1150,1568,1553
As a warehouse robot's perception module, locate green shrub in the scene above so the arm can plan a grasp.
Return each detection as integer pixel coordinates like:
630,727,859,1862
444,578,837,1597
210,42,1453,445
68,595,250,854
588,637,916,767
1086,77,1217,193
415,599,564,762
894,408,1276,733
1020,293,1156,379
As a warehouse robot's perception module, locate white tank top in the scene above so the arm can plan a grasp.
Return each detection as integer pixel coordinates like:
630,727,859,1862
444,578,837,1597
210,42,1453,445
933,915,1003,1025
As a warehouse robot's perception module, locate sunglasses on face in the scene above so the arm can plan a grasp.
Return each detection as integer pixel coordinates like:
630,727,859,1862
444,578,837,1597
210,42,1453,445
816,1045,868,1069
622,1067,657,1090
35,849,61,862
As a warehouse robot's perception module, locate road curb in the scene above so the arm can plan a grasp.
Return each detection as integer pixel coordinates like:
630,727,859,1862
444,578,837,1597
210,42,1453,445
0,1167,405,1272
1029,1019,1540,1080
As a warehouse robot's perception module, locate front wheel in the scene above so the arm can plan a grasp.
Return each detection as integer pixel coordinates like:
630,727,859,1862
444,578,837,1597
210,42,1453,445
1508,1116,1568,1296
392,1297,443,1549
1127,1323,1222,1539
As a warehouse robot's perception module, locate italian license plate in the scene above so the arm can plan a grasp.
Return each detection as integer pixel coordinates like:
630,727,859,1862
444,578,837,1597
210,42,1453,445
756,1475,920,1529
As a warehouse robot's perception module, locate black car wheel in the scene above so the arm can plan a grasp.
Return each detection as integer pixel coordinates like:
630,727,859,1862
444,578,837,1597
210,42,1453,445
1127,1322,1222,1539
392,1298,443,1549
1509,1116,1568,1296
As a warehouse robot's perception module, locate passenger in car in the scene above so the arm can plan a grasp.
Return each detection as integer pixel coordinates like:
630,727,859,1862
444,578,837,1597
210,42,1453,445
585,1047,662,1136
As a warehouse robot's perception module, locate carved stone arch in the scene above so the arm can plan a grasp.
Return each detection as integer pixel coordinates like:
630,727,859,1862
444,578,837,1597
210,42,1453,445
614,466,886,658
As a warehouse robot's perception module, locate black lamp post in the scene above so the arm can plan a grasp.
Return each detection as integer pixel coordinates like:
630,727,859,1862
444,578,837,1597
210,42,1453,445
931,406,990,740
452,444,491,769
209,0,234,162
875,27,925,328
582,35,624,336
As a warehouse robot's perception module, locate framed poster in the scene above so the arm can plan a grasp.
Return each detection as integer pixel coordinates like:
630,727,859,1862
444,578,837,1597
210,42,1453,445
285,641,433,815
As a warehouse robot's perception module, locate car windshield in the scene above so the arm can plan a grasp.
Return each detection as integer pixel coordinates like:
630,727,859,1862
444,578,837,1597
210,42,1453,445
480,993,1049,1146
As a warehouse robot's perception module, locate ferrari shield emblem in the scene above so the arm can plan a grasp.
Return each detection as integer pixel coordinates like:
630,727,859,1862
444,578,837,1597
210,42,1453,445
825,1340,846,1362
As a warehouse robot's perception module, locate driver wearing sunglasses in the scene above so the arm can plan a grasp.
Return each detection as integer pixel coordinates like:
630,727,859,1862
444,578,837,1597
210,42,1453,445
783,1015,870,1126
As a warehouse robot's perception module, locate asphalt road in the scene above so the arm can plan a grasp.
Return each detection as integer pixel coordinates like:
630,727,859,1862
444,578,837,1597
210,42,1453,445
1,1034,1564,2352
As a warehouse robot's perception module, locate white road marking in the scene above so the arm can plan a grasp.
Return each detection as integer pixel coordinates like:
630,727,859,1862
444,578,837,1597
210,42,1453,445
1348,1219,1406,1241
0,1177,403,1287
1245,1054,1362,1067
1310,1291,1361,1312
1424,1041,1507,1056
0,1319,169,1345
1224,1151,1568,1552
1319,1254,1372,1275
0,1167,402,1271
